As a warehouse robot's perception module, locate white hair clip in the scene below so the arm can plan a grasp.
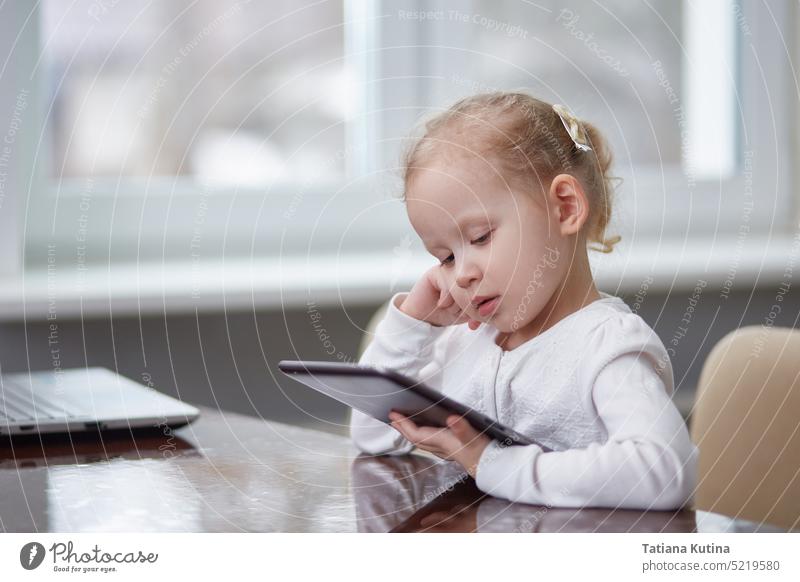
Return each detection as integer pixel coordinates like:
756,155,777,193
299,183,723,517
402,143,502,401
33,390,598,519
552,104,592,152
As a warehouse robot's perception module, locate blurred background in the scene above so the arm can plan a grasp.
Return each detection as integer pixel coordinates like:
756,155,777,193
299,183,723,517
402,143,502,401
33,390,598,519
0,0,797,434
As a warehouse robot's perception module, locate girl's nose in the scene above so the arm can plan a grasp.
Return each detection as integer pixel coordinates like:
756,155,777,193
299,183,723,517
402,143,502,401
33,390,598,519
456,263,481,289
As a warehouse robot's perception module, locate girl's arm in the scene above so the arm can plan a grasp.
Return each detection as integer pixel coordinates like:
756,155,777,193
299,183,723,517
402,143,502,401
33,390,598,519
473,350,698,510
350,292,451,455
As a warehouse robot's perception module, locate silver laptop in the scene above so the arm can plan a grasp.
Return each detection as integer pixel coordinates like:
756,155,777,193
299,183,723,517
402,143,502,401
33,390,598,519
0,367,199,436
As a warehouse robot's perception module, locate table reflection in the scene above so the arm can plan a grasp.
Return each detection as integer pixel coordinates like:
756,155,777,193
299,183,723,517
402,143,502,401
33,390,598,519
0,414,360,532
350,454,783,533
350,454,468,532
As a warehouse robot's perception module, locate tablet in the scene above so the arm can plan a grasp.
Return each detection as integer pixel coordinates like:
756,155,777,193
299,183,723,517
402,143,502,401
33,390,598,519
278,360,549,450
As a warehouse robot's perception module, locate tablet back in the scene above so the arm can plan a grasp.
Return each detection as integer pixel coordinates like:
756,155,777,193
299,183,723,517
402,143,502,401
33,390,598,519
278,360,543,448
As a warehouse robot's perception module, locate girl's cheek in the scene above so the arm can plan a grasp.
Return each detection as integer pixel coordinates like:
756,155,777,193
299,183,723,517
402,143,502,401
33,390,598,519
451,293,467,310
452,291,472,311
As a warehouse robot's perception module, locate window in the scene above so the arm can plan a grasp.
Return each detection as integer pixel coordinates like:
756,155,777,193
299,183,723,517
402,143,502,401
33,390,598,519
42,1,350,185
3,0,795,274
25,0,378,267
427,0,687,169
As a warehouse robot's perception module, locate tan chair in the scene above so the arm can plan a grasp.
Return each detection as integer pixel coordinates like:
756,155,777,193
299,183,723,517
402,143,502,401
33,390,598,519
691,326,800,531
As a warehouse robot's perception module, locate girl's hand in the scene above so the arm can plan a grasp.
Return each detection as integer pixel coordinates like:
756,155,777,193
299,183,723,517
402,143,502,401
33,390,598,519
399,265,481,329
388,412,491,477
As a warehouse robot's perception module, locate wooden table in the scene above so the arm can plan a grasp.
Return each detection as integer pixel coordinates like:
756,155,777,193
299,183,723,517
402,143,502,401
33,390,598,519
0,407,783,533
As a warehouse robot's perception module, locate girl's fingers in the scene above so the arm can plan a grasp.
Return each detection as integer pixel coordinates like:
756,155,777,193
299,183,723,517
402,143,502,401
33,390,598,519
447,415,479,441
389,413,431,442
389,420,409,440
414,442,446,457
437,290,455,310
434,271,460,311
388,412,415,434
390,412,453,448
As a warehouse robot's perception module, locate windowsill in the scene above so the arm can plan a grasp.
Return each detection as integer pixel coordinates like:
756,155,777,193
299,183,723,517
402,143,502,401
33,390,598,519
0,234,795,321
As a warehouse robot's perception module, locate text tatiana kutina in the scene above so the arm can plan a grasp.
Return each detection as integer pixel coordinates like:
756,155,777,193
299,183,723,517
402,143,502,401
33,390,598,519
643,543,730,554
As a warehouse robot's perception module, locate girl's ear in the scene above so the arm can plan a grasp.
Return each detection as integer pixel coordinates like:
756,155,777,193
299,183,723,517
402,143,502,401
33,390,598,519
549,174,589,236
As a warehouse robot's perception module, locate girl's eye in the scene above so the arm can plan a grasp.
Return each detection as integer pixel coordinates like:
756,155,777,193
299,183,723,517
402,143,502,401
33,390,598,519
472,230,492,244
438,231,491,266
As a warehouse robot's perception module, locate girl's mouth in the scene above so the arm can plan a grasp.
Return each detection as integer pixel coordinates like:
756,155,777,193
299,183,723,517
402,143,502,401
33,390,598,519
476,296,500,317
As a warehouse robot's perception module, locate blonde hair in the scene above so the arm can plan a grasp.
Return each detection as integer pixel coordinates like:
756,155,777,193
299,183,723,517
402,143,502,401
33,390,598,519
402,92,620,253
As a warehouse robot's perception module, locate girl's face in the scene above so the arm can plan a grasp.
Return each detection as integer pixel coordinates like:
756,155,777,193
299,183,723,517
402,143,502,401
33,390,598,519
405,157,574,337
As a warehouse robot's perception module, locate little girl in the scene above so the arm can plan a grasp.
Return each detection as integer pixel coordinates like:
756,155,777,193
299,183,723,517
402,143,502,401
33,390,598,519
350,92,698,510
